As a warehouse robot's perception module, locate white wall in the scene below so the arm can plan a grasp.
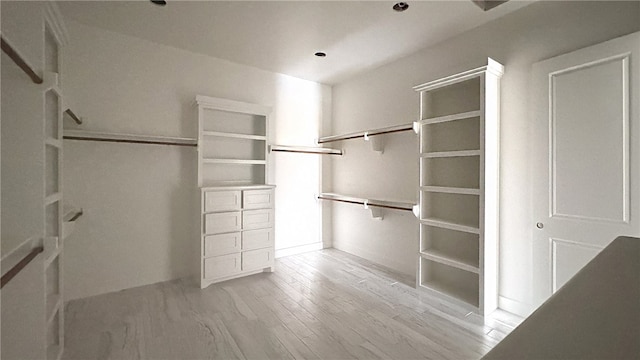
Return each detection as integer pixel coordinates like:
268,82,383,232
330,1,640,315
62,20,330,300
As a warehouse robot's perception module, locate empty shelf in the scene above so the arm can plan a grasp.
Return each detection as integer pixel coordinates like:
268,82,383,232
202,131,266,141
420,278,479,308
420,218,480,234
421,186,480,196
421,110,481,125
422,150,481,158
420,250,479,274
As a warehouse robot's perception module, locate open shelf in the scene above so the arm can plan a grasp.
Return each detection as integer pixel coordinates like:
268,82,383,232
420,250,479,274
202,135,266,160
420,191,479,229
421,150,480,158
420,257,480,308
420,218,480,235
201,108,266,137
202,131,266,141
421,224,480,271
419,76,480,119
420,116,480,153
421,110,482,125
421,157,480,189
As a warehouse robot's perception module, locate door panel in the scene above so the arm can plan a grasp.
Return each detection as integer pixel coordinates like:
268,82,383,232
532,32,640,307
551,55,629,223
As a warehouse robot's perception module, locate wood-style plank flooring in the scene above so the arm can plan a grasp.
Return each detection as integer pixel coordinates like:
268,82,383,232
63,249,518,360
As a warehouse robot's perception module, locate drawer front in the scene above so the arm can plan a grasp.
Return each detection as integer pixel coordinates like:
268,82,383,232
204,191,241,212
242,248,273,271
243,189,274,210
242,209,274,230
203,253,241,279
204,211,241,234
204,232,241,257
242,228,274,251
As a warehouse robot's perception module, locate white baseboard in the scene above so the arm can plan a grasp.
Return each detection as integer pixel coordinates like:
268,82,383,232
499,295,536,318
275,242,323,258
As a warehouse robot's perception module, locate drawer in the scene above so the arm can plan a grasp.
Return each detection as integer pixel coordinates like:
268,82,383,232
243,189,274,209
242,248,273,271
204,191,241,212
204,232,241,257
242,228,274,251
242,209,274,230
203,253,241,279
204,211,241,234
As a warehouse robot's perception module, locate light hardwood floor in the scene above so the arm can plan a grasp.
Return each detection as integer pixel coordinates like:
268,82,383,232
63,249,518,360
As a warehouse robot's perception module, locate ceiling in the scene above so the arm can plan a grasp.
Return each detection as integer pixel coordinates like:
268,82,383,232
58,1,533,85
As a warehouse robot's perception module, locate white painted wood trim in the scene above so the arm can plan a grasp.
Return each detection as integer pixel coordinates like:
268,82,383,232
420,250,480,274
413,58,504,92
275,242,324,258
195,95,272,116
420,110,482,125
498,295,537,318
421,186,480,195
420,218,480,234
421,150,481,158
202,131,266,141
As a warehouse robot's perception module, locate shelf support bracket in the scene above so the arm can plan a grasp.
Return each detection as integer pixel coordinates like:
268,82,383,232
364,132,384,154
364,201,384,220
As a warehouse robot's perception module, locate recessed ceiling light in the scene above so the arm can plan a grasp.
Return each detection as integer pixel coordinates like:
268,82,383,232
150,0,167,6
393,2,409,12
315,52,327,57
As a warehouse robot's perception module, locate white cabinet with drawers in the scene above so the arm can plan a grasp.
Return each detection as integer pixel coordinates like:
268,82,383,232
200,185,276,288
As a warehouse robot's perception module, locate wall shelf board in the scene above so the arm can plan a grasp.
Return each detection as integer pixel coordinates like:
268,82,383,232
46,295,61,324
422,150,481,158
202,131,266,141
420,186,480,196
45,138,62,148
64,130,197,147
269,144,342,156
202,159,266,165
420,218,480,235
419,279,479,309
44,193,62,206
421,110,482,125
317,122,416,144
420,250,479,274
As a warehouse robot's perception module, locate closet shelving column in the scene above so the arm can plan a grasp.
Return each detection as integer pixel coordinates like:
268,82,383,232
195,96,275,289
43,22,64,360
414,58,503,315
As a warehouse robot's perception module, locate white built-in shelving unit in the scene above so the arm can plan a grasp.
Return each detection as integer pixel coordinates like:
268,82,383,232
414,58,503,315
43,20,65,360
195,96,276,288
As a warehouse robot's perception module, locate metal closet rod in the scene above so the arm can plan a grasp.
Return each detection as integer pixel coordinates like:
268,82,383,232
317,123,416,144
64,130,198,147
1,36,43,84
2,36,83,125
317,194,414,211
269,145,342,156
0,246,44,289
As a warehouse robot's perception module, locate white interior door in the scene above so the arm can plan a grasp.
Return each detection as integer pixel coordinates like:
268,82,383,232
531,32,640,308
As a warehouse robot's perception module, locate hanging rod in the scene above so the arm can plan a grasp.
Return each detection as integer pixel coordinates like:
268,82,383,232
64,109,83,125
317,193,416,212
317,122,418,144
64,130,197,147
1,244,43,289
1,36,43,84
269,144,343,156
